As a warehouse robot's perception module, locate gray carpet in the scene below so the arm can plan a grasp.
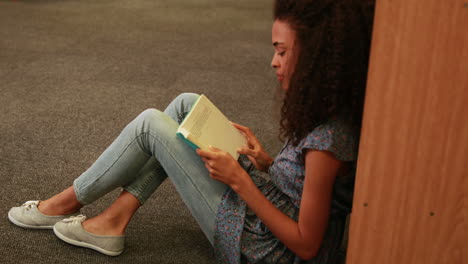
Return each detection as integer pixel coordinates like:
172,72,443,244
0,0,283,263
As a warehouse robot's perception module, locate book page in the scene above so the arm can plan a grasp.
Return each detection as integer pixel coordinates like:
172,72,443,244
188,104,212,140
178,95,246,159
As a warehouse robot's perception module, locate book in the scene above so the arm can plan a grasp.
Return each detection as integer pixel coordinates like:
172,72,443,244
176,94,247,160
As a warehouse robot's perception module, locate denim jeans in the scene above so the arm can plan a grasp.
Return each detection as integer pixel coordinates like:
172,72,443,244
73,93,229,245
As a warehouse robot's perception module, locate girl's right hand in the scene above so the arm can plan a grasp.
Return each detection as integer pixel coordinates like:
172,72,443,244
231,122,274,173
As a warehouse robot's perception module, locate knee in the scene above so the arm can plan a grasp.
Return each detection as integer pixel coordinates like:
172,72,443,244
140,108,161,119
134,108,174,136
174,92,200,106
165,93,200,123
137,108,164,125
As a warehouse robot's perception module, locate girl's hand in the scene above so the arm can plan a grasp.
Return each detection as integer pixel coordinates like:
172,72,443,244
196,146,252,192
231,122,274,173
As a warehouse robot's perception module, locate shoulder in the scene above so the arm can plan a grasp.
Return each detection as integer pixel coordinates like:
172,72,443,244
295,118,359,161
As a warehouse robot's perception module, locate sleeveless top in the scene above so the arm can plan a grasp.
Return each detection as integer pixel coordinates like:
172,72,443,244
213,118,359,264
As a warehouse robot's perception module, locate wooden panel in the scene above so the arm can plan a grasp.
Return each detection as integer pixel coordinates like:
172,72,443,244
346,0,467,263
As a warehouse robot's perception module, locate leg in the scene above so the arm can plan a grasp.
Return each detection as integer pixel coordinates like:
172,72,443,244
122,92,204,205
38,93,199,215
83,190,140,235
46,93,226,245
38,187,82,215
77,93,228,244
79,156,164,236
37,155,163,216
118,107,228,245
73,92,203,206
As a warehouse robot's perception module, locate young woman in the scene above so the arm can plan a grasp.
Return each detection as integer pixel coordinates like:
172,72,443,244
8,0,375,263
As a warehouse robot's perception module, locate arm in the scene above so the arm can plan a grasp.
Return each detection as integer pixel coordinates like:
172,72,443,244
197,147,342,260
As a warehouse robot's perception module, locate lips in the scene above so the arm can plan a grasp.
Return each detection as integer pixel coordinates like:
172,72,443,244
276,74,284,82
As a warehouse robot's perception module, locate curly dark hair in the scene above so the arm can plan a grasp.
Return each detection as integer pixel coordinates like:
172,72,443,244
274,0,375,146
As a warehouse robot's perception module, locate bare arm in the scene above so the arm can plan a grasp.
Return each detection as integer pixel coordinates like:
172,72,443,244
197,147,342,260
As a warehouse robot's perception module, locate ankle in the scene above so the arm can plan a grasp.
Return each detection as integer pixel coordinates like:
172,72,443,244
37,201,58,216
83,217,126,236
38,200,81,216
102,214,127,234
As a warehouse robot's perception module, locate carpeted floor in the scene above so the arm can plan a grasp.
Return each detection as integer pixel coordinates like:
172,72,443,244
0,0,283,263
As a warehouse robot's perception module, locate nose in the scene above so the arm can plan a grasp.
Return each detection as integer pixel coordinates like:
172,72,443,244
271,53,279,69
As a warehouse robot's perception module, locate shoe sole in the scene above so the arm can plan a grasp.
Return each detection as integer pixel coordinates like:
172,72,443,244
8,211,54,229
53,226,123,256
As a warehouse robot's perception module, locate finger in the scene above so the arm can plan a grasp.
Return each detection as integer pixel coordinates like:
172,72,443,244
208,160,216,168
245,135,256,146
230,122,244,129
237,147,253,155
247,155,258,166
196,148,217,159
204,163,220,176
231,123,251,142
238,147,257,158
209,172,220,180
241,135,257,150
231,122,250,133
204,162,214,172
208,145,222,152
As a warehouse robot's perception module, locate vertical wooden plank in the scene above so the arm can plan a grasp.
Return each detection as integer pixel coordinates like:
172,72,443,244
346,0,467,263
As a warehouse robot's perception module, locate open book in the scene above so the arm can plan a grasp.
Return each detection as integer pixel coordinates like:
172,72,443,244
176,95,247,160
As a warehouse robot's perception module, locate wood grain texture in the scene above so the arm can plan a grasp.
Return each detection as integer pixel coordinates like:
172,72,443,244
346,0,467,263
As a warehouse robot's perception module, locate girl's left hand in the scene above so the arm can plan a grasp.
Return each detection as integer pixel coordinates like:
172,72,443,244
196,146,251,191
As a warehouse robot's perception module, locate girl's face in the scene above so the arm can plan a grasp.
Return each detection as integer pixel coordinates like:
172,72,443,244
271,19,298,91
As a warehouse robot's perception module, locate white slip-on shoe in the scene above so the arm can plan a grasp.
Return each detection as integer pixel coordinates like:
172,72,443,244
53,215,125,256
8,201,80,229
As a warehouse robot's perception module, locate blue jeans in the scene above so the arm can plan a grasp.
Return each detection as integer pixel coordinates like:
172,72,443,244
73,93,229,245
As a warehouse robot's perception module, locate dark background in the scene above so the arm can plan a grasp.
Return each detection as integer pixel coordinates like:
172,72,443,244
0,0,283,263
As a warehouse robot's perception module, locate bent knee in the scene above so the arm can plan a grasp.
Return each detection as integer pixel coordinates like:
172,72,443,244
135,108,175,134
139,108,161,119
136,108,167,127
174,92,200,106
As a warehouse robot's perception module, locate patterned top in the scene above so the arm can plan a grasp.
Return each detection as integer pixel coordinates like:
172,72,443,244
213,118,359,264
